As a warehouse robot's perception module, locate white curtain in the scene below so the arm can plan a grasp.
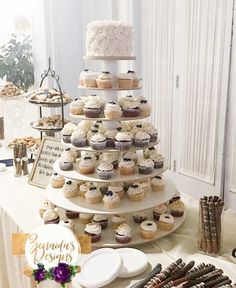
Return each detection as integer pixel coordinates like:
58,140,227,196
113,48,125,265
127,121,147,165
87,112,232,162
141,0,176,166
178,0,231,184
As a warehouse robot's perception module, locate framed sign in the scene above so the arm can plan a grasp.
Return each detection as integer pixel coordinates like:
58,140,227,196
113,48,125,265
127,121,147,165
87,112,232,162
28,137,64,188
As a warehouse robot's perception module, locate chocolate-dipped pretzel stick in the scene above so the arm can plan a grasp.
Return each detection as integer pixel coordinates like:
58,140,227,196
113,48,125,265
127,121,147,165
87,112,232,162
171,264,215,286
144,259,183,288
182,269,223,288
130,264,162,288
152,262,186,288
209,198,218,254
205,276,231,288
203,199,212,254
199,199,207,252
186,263,207,275
161,261,195,288
213,278,232,288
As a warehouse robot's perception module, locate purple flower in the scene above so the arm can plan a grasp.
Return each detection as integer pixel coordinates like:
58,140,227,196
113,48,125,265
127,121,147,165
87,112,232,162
52,263,71,284
33,267,46,282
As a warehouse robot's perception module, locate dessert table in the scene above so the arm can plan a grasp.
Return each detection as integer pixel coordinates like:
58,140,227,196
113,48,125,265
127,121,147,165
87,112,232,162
0,166,236,288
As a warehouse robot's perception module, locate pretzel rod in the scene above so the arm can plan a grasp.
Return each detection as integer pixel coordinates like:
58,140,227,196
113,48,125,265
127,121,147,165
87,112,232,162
130,264,162,288
162,261,195,288
209,199,217,253
152,263,186,288
190,283,205,288
204,200,213,254
199,199,207,252
205,276,230,288
213,278,232,288
144,259,183,288
215,200,224,253
172,265,215,286
186,263,207,275
182,269,223,288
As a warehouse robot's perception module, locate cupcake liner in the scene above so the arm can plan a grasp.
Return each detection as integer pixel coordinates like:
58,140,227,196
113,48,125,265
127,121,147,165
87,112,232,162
96,79,112,89
90,141,107,150
152,212,161,221
114,141,131,151
138,167,153,175
83,108,101,118
44,217,60,225
71,138,87,147
62,135,72,143
122,109,140,117
84,79,97,88
133,216,148,223
150,135,158,142
117,79,134,89
115,233,131,243
97,170,114,180
106,139,115,147
59,161,73,171
153,161,164,169
104,200,120,209
134,139,150,147
65,211,80,219
170,210,184,217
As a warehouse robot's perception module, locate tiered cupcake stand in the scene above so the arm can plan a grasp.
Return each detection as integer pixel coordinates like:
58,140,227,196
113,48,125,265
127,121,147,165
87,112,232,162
46,56,185,247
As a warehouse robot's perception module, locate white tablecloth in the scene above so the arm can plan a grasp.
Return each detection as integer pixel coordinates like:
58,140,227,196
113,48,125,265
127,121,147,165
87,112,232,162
0,167,236,288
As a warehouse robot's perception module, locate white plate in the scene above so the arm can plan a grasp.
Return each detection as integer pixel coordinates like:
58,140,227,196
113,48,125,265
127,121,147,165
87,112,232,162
76,248,123,288
117,248,148,278
46,178,176,214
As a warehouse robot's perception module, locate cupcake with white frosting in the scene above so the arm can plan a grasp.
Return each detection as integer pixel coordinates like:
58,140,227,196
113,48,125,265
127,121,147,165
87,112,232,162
119,158,136,175
108,183,124,199
104,101,122,119
117,72,134,89
50,172,65,188
135,180,150,194
43,208,60,224
61,122,77,143
127,184,145,201
144,124,158,142
104,129,117,148
115,223,132,243
138,159,154,175
127,70,139,87
92,214,109,229
140,220,157,239
83,97,102,118
123,151,138,164
134,131,151,147
151,176,166,192
103,191,120,209
96,71,113,88
150,153,164,169
79,69,90,86
157,214,174,231
139,99,151,116
78,156,95,174
59,148,75,171
111,215,127,229
69,98,85,115
101,152,119,169
153,204,168,221
90,133,107,150
96,162,114,180
39,200,54,218
83,71,99,88
119,94,135,108
85,186,102,204
79,182,94,198
114,132,132,150
122,100,140,117
63,180,78,198
132,210,148,223
143,146,157,159
70,129,87,147
84,223,101,243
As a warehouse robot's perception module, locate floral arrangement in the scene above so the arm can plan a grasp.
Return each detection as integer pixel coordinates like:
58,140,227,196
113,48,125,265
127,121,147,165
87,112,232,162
32,263,79,287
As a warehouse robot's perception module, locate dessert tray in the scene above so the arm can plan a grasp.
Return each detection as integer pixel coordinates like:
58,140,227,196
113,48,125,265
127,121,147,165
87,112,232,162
53,159,167,183
46,178,176,214
28,99,71,108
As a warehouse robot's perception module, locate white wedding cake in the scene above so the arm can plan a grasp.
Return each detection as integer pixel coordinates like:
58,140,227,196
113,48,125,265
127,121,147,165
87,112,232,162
86,20,134,57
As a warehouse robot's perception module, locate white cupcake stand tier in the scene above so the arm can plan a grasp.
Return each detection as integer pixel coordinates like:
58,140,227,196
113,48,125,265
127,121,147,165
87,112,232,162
48,56,185,247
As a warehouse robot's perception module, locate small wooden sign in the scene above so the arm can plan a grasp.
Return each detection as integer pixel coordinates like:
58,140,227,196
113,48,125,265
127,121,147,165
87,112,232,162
28,137,64,188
